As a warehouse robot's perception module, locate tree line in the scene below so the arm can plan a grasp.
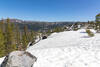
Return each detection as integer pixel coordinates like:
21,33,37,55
0,18,37,57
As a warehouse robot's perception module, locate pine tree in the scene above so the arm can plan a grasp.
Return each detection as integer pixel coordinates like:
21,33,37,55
15,24,21,49
22,25,29,50
5,18,16,54
29,30,36,42
0,28,5,57
53,27,63,32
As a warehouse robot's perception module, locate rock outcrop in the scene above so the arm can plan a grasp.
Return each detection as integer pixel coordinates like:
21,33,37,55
1,51,37,67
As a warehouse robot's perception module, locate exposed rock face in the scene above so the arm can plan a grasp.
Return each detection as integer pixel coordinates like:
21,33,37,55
1,51,37,67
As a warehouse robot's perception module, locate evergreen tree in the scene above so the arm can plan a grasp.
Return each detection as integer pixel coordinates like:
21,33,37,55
29,30,36,42
53,27,63,32
5,18,16,54
0,28,5,57
15,24,21,49
0,18,38,56
22,25,29,50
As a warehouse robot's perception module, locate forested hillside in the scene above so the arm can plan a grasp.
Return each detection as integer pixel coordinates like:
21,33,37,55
0,18,37,57
0,18,87,57
0,18,84,31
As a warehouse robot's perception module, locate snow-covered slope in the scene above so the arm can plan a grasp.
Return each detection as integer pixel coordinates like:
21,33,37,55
1,29,100,67
26,29,100,67
0,57,5,65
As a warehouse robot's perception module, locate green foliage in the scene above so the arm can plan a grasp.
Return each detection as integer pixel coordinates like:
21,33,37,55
4,20,16,54
22,35,28,50
29,31,36,42
0,18,37,57
53,27,63,33
86,29,94,37
22,25,29,50
46,30,52,36
15,24,20,49
0,29,5,57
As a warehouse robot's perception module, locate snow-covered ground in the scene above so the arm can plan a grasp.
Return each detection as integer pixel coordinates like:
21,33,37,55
27,29,100,67
0,57,5,65
1,29,100,67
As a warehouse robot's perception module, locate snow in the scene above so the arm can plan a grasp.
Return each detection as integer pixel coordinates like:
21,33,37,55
1,29,100,67
0,57,5,66
26,29,100,67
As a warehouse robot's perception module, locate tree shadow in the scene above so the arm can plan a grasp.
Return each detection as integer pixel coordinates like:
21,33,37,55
80,32,86,33
81,36,90,38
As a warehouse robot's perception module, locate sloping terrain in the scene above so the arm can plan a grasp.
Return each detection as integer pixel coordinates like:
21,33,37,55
27,29,100,67
1,29,100,67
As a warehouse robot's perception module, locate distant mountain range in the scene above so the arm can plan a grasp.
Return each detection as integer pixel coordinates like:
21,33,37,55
0,19,87,31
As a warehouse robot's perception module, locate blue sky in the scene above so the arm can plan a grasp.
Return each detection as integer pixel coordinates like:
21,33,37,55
0,0,100,22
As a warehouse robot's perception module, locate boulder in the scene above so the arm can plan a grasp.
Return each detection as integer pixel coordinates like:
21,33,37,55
42,36,47,39
1,51,37,67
